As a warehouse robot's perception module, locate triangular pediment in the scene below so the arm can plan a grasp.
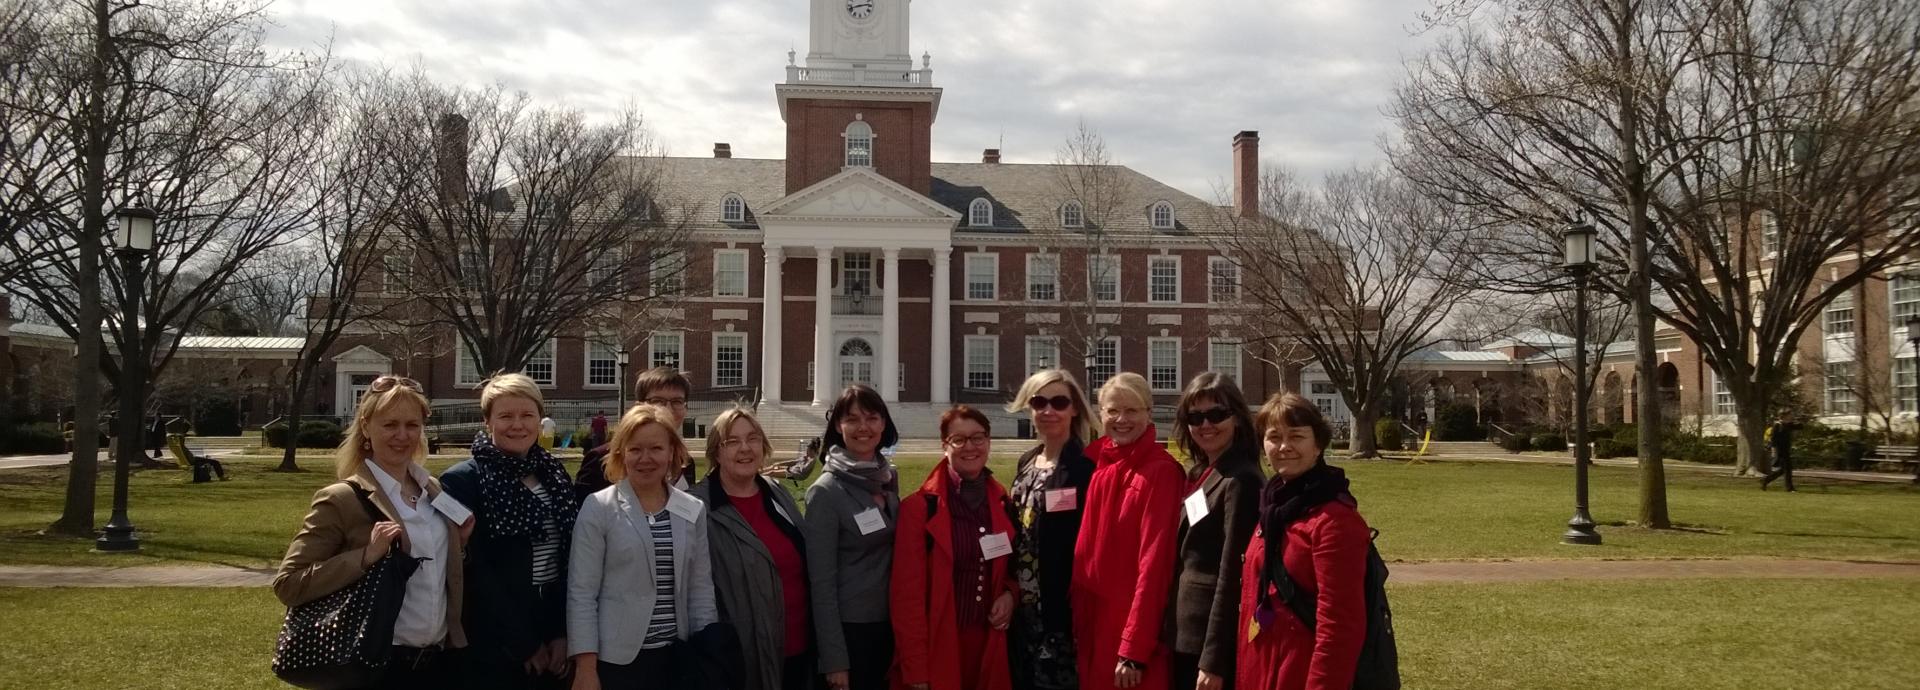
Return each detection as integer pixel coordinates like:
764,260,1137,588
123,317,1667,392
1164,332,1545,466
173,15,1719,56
331,344,391,365
761,168,961,221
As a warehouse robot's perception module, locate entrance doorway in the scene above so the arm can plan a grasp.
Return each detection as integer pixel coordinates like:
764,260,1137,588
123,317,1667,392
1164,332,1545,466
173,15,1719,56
840,338,874,389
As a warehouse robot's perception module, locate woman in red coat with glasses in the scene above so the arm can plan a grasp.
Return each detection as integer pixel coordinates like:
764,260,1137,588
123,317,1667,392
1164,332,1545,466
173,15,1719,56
891,405,1018,690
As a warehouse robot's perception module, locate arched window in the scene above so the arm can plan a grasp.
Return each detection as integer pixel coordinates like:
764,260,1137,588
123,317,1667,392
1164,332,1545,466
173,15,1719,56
1150,201,1175,230
845,121,874,167
721,194,745,223
1061,200,1084,229
969,198,993,227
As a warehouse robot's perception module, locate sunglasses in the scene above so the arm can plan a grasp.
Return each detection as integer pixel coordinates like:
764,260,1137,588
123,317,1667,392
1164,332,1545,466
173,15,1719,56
1027,395,1073,412
1183,407,1234,426
370,375,423,393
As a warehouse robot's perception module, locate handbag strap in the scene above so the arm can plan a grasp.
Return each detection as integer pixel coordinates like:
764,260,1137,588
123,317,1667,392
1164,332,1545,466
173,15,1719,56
350,484,384,523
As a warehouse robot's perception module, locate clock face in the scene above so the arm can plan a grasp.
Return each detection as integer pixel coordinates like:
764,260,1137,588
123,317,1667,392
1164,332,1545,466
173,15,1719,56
845,0,876,23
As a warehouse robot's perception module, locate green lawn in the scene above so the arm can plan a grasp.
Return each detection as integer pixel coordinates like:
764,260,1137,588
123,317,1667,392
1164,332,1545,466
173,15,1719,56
4,577,1916,689
1,454,1914,568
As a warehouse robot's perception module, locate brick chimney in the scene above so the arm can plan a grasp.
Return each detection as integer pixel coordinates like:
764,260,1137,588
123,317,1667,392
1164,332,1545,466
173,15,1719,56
982,148,1001,164
435,114,470,203
713,143,732,159
1233,131,1259,219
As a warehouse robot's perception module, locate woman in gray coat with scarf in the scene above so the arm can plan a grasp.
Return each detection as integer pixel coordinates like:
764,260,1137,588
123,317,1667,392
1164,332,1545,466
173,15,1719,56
698,407,817,690
802,385,902,690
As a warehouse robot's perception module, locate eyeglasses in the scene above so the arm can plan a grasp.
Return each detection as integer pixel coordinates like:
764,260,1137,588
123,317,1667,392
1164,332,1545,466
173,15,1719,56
1027,395,1073,412
644,397,688,410
719,434,764,450
1183,407,1234,426
370,376,422,393
945,434,991,449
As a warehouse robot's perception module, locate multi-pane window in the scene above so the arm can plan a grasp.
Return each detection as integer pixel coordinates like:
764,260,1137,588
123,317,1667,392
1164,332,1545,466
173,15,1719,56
1061,201,1084,228
650,248,686,296
650,332,683,371
586,340,619,387
460,245,487,277
842,252,874,296
1089,254,1120,303
714,249,748,297
1150,202,1174,230
1027,254,1059,301
714,333,747,387
1209,257,1241,303
382,255,410,292
965,336,998,390
525,340,556,386
1761,212,1781,255
588,246,622,288
1824,361,1856,414
1896,357,1918,413
459,340,555,386
1088,338,1119,390
1712,372,1736,415
969,199,993,227
845,121,873,167
1149,256,1180,303
1148,338,1181,392
456,342,484,386
1894,275,1920,321
1209,340,1241,384
1027,337,1060,375
721,194,746,223
1823,289,1854,336
965,254,998,301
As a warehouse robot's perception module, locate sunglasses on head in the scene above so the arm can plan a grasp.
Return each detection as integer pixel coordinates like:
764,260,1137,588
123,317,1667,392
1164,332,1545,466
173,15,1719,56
1183,407,1234,426
370,375,422,393
1027,395,1073,412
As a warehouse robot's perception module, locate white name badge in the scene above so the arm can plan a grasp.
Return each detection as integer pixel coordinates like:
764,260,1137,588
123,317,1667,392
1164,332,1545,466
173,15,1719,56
667,499,704,523
430,492,473,525
1184,488,1211,525
854,507,888,535
980,532,1013,560
1043,488,1078,513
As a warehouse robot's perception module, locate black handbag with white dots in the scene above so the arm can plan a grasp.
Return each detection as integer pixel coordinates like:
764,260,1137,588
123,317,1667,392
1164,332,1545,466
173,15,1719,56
272,487,422,689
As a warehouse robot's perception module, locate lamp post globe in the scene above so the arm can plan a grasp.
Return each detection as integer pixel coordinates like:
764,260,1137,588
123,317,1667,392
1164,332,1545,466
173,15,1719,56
98,202,158,553
1561,220,1602,546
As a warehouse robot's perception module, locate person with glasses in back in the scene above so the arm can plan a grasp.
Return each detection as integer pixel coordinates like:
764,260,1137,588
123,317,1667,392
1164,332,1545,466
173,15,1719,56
892,405,1019,690
440,373,578,688
577,367,696,503
1165,373,1265,690
1002,369,1099,690
274,376,474,688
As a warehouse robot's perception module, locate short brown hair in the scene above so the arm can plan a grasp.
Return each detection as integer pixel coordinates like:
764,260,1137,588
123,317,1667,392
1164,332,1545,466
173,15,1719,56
603,403,690,485
820,384,900,459
704,406,774,471
634,366,691,399
1254,393,1332,452
939,405,992,439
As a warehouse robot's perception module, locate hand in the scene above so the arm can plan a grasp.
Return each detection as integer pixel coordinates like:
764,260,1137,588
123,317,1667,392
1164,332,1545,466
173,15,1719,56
457,515,476,545
545,638,570,675
525,644,550,675
1113,660,1142,689
363,521,402,567
571,661,600,690
1196,670,1224,690
909,684,930,690
825,671,850,690
988,591,1014,630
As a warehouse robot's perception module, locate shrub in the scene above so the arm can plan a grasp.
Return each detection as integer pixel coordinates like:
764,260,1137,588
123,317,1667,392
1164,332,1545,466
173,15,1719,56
1498,431,1533,453
0,423,65,454
1375,417,1405,451
265,420,344,449
1592,438,1629,459
263,421,288,448
1531,433,1567,452
191,397,241,437
1433,403,1482,441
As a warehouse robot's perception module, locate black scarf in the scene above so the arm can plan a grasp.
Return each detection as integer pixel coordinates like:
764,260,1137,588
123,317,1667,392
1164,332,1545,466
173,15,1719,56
1256,458,1351,613
469,433,578,544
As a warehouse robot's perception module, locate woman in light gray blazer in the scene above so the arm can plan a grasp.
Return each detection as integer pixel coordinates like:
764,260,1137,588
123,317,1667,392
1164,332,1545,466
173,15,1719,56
568,405,717,690
698,407,814,690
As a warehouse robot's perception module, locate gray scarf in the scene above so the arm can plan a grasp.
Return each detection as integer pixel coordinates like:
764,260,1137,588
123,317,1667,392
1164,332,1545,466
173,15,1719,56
825,445,898,496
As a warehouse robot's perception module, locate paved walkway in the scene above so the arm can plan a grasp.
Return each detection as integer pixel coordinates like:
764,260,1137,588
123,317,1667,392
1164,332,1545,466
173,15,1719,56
0,449,246,471
1407,450,1916,484
1,557,1914,589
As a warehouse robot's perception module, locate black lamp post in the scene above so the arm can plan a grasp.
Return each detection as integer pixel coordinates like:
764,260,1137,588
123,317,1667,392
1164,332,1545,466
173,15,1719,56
616,348,631,412
1562,221,1603,546
98,202,156,553
1907,316,1920,484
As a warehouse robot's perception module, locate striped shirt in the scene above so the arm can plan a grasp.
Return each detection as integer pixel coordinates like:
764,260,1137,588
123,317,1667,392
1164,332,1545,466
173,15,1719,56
641,508,678,648
526,482,564,586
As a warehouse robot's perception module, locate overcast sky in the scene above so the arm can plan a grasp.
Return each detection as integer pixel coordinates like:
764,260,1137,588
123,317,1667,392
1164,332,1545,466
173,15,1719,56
263,0,1441,201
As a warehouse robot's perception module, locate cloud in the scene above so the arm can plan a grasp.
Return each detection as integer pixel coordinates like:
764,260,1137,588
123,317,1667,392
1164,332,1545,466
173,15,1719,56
263,0,1437,199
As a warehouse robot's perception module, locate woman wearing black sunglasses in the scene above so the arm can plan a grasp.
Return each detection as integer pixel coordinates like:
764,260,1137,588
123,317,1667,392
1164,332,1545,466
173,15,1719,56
1000,369,1099,690
1165,373,1265,690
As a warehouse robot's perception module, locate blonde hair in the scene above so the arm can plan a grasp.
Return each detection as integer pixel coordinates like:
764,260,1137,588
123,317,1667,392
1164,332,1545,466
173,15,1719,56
704,406,775,473
334,385,432,479
1098,372,1154,411
1005,368,1101,442
603,403,690,486
480,372,545,417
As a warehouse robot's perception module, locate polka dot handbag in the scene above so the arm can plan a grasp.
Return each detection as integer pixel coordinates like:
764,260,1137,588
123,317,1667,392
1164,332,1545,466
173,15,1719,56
272,487,423,689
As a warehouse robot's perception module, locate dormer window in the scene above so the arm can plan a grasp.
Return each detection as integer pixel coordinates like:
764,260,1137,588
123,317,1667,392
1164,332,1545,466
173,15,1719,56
721,194,746,223
845,121,874,167
1150,201,1175,230
1061,201,1084,229
969,198,993,227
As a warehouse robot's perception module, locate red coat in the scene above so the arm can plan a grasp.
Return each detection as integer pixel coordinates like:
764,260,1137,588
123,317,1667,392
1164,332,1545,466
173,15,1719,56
1070,426,1185,690
890,459,1017,690
1235,498,1370,690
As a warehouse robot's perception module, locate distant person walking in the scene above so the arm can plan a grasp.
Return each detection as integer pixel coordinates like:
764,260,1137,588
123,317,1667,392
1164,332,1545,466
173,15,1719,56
1762,412,1799,492
590,411,609,450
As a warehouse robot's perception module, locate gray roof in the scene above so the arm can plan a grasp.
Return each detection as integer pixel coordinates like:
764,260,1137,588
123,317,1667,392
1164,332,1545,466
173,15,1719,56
175,336,306,351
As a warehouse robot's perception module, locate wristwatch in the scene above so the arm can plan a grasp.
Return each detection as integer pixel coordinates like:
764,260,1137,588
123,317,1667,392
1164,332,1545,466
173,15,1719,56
1120,658,1146,672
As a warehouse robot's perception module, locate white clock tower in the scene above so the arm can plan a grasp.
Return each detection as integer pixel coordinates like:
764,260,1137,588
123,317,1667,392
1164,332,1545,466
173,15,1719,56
802,0,917,77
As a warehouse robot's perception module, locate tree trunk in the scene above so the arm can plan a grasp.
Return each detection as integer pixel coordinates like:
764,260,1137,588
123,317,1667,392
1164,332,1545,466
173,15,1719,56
1734,407,1772,477
275,379,307,472
1614,0,1670,530
1350,405,1380,459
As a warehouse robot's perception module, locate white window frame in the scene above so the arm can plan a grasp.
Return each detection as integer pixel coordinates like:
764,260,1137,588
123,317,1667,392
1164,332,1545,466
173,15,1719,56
649,332,684,372
1149,255,1181,303
1824,360,1856,414
1088,337,1120,391
456,339,556,388
1208,257,1241,303
382,255,410,293
1026,336,1060,375
650,248,686,297
713,249,749,297
459,245,487,278
584,339,619,389
964,336,998,390
721,194,746,223
1148,337,1181,393
841,251,874,296
1711,371,1736,415
964,253,998,301
969,198,993,228
713,332,748,388
1896,356,1918,414
1761,211,1781,256
525,340,558,387
1150,201,1175,230
1208,339,1241,384
1027,253,1060,302
588,245,623,288
1823,289,1854,336
845,121,874,168
1089,254,1120,303
1061,201,1084,229
1893,274,1920,322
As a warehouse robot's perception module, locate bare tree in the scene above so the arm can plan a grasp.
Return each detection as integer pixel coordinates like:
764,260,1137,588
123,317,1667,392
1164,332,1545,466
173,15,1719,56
1395,0,1920,514
1212,166,1482,458
1034,121,1137,376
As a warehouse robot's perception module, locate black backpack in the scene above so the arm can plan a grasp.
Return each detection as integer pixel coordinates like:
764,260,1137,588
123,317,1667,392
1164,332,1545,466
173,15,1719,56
1272,528,1401,690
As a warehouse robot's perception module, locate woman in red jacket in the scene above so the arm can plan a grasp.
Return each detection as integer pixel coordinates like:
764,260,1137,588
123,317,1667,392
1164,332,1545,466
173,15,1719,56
892,405,1018,690
1236,394,1370,690
1071,372,1185,690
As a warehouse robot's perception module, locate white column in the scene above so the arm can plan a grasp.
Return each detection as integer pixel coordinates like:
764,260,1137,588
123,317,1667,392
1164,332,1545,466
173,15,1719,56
812,246,835,406
760,245,784,403
880,247,901,402
931,249,952,404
